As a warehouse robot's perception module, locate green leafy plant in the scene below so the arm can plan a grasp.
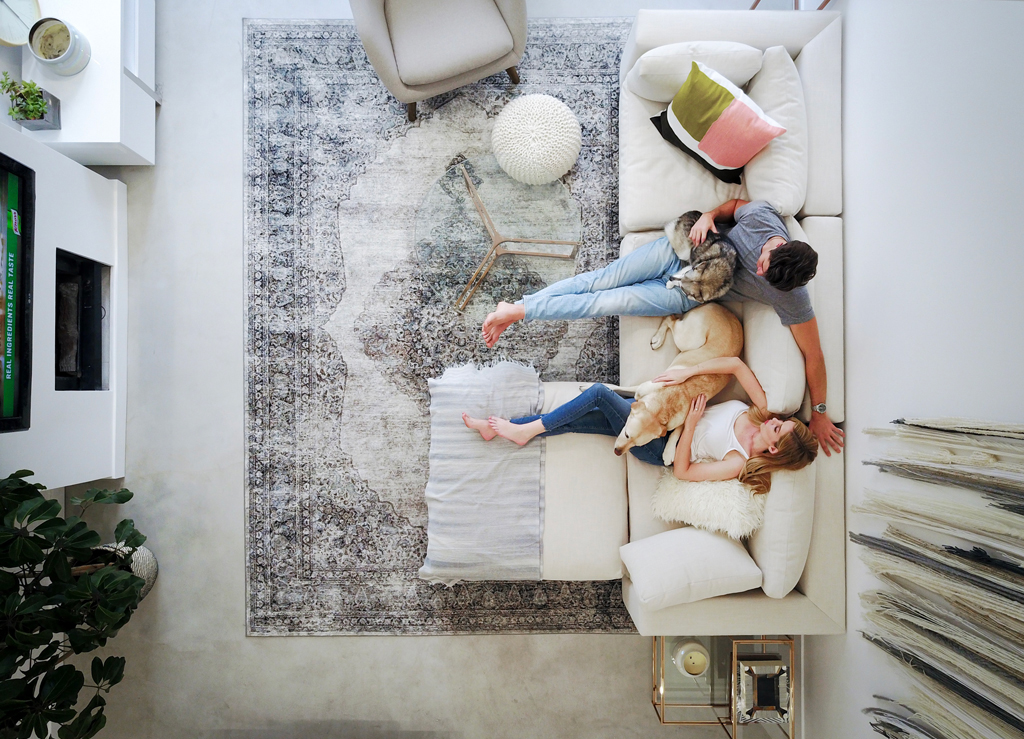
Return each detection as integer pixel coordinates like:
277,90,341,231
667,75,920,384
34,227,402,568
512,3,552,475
0,72,49,122
0,471,148,739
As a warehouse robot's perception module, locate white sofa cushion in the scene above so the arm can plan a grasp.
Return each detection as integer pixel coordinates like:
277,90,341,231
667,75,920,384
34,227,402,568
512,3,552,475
619,85,746,235
740,217,809,416
798,216,844,422
794,17,842,216
746,461,816,598
744,46,809,217
742,301,805,416
626,40,763,102
540,383,628,580
797,449,845,626
620,527,763,610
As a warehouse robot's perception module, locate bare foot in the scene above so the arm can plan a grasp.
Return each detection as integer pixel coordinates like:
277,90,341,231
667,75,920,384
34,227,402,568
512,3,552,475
481,301,526,348
488,416,542,446
462,412,497,441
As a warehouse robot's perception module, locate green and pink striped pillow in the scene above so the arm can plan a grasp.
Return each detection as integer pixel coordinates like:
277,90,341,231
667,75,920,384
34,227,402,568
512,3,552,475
651,61,786,184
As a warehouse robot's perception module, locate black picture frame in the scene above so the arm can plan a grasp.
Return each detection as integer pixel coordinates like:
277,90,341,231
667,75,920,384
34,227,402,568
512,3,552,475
0,151,35,433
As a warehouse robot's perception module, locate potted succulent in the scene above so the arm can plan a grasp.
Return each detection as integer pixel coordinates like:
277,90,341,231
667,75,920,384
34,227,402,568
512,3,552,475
0,72,61,131
0,470,156,739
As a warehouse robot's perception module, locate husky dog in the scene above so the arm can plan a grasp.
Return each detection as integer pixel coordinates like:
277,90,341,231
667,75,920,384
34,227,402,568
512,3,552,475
663,211,738,304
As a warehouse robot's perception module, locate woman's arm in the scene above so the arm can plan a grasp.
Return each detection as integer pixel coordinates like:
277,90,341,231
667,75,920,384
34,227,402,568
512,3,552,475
673,451,746,482
653,357,768,411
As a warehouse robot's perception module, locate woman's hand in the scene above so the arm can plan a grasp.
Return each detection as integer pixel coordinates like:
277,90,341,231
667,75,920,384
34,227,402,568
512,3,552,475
653,366,694,386
684,394,707,428
688,213,719,246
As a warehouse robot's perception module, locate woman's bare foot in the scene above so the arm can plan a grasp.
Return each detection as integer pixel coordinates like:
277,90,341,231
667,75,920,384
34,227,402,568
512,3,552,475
462,412,497,441
488,416,544,446
481,302,526,348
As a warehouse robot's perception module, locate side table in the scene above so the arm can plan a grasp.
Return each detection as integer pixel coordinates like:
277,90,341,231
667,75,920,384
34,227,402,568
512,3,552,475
652,635,796,738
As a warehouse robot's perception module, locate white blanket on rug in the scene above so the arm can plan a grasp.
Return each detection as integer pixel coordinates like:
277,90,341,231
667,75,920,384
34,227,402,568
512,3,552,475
419,362,545,586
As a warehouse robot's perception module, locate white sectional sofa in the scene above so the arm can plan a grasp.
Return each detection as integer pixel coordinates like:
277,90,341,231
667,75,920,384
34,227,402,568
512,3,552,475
538,10,846,636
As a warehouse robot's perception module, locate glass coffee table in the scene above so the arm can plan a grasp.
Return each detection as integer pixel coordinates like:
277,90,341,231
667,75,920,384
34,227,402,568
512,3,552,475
415,154,583,314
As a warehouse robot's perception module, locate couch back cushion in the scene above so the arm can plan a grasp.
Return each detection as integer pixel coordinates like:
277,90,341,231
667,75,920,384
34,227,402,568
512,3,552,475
746,461,816,598
626,40,763,102
743,46,809,217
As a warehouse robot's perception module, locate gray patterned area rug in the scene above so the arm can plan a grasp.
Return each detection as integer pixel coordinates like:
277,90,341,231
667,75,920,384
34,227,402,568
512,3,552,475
245,18,634,634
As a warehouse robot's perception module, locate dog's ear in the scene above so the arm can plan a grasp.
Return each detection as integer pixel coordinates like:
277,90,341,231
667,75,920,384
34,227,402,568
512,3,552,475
630,401,640,410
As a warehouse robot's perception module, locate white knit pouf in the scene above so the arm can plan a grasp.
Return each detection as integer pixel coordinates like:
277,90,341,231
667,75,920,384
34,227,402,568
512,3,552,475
491,94,582,185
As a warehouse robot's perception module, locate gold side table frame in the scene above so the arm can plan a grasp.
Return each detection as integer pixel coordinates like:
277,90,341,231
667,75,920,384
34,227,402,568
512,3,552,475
730,638,795,739
453,163,580,312
651,636,796,738
651,636,731,733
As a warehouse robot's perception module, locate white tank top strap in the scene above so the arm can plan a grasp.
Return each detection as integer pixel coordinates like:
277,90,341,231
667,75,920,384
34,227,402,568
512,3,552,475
689,400,750,463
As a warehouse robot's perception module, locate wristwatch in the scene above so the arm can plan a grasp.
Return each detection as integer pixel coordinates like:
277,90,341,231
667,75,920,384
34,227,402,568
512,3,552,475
812,403,827,414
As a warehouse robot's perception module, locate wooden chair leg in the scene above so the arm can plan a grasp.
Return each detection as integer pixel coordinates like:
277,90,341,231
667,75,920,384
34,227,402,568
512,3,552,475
506,66,520,85
407,102,416,122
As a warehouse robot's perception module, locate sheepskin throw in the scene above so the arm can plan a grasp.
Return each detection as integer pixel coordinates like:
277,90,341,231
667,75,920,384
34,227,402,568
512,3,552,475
652,472,766,539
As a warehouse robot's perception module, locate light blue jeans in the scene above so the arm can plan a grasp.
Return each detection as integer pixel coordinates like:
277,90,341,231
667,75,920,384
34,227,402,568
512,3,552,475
521,236,699,320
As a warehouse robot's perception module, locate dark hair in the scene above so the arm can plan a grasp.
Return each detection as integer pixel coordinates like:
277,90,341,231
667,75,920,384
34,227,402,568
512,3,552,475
765,240,818,291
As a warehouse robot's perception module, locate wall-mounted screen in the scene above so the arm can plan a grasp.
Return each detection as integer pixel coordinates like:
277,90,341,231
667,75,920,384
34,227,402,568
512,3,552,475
0,152,34,432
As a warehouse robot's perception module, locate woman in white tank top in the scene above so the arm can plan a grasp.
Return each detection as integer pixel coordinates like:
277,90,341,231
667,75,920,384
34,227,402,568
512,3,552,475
651,356,818,494
465,356,819,495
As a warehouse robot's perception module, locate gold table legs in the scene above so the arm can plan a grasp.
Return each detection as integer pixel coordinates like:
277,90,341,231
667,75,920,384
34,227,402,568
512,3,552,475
452,163,580,312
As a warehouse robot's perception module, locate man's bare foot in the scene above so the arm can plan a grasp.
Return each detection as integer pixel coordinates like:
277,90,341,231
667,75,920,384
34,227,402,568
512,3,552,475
488,416,543,446
462,412,497,441
481,302,526,348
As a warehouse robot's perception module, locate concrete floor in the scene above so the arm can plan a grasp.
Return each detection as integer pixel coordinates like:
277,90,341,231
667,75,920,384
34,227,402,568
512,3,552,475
91,1,769,736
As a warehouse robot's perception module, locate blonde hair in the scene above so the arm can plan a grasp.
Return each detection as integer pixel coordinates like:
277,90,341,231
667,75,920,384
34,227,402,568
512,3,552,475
738,407,818,495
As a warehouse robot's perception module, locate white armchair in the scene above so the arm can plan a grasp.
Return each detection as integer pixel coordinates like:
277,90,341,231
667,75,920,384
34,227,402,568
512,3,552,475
350,0,527,121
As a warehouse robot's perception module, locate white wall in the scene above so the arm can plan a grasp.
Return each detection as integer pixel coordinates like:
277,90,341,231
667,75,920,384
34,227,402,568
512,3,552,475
803,1,1024,737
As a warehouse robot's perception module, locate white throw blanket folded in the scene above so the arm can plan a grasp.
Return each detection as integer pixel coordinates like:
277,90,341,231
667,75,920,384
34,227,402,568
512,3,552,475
419,362,544,586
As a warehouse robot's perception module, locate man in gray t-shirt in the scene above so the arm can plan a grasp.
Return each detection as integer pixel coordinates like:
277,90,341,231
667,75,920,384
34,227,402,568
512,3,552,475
718,201,814,326
481,198,843,454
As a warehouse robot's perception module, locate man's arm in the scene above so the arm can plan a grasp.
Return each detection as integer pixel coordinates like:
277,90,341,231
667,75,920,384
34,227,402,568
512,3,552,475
689,198,750,245
789,317,844,456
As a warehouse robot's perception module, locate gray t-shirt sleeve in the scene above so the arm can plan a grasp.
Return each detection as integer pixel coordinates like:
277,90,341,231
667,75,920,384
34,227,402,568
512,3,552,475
773,285,814,326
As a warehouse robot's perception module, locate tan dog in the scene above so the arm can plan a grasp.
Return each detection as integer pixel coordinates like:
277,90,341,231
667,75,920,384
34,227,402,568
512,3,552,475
612,303,743,456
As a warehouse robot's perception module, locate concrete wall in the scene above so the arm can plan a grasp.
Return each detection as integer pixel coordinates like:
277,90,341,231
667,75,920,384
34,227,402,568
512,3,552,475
803,1,1024,737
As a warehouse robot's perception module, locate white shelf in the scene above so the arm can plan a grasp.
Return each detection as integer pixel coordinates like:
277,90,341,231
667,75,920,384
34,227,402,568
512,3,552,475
21,0,155,165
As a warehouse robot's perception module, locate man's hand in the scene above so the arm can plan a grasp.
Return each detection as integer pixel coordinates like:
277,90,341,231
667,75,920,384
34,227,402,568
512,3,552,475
652,367,694,386
688,213,719,246
809,412,844,456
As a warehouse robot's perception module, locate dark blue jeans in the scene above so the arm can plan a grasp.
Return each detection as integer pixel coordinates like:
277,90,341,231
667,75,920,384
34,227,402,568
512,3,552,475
512,383,667,466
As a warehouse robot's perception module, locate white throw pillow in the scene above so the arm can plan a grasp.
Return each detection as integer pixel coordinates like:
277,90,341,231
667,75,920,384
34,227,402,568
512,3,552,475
747,462,817,598
744,46,809,217
626,41,764,102
620,527,763,610
652,472,766,540
742,300,806,416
